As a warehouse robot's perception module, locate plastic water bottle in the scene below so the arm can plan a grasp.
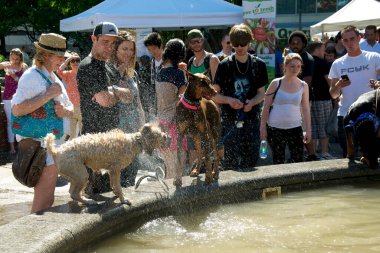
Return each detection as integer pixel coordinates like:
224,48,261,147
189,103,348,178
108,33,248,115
260,140,268,159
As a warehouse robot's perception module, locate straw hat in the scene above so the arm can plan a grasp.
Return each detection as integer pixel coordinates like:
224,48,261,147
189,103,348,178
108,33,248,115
34,33,67,56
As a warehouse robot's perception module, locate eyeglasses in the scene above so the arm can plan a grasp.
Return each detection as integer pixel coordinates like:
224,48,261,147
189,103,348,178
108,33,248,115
70,58,80,63
232,43,248,48
189,38,203,45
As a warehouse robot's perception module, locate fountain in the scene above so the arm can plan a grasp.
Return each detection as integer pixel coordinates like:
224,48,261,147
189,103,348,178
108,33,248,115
0,159,379,253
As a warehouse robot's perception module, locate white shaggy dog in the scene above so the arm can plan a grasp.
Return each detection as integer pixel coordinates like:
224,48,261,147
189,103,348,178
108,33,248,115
45,123,169,205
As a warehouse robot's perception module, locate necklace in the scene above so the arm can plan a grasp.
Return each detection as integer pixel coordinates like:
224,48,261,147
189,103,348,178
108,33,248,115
235,56,249,75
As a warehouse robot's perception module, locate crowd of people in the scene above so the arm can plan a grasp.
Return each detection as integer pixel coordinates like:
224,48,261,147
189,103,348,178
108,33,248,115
1,21,380,213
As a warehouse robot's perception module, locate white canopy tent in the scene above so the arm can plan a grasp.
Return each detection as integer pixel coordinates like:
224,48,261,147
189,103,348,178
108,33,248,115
310,0,380,36
60,0,243,32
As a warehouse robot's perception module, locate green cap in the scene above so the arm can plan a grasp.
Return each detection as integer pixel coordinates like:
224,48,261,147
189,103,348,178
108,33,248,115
187,29,204,40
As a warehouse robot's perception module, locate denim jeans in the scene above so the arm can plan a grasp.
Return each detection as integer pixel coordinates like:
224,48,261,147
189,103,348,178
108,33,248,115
221,119,260,170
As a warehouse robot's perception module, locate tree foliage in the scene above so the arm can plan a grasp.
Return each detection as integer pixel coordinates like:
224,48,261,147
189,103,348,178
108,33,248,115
0,0,102,54
0,0,241,54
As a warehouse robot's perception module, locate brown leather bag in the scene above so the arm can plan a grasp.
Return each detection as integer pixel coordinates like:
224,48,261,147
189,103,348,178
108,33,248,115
12,138,46,187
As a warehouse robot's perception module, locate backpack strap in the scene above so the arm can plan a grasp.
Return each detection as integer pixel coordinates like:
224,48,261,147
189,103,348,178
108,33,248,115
187,56,195,70
187,52,213,70
203,52,213,70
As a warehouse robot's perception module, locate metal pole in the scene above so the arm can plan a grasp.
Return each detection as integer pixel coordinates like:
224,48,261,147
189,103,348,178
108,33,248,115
298,0,302,30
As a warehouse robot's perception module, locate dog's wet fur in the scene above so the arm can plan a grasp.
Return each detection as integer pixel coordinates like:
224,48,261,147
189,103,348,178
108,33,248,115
175,72,222,186
46,123,169,205
344,89,380,169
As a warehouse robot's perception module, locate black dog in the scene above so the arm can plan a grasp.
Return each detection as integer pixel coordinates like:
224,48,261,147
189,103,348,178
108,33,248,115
344,88,380,169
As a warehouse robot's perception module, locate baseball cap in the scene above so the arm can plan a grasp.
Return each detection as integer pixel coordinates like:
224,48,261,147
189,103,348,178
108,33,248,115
187,29,204,40
93,22,119,37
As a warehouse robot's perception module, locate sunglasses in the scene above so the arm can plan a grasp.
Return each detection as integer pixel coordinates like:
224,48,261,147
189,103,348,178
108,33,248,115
232,43,248,48
189,38,203,45
70,58,80,63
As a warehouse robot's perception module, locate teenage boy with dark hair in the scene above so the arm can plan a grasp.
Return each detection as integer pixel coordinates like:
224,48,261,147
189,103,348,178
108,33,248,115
143,32,164,121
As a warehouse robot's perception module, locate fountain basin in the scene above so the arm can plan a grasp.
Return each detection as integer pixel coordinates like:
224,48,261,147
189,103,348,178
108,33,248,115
0,159,379,253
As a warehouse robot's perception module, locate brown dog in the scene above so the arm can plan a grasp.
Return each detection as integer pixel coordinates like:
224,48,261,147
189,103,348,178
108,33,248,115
175,72,222,186
45,123,169,205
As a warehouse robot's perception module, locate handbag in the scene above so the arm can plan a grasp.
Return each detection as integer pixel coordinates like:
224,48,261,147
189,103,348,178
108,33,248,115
12,138,46,187
11,68,63,139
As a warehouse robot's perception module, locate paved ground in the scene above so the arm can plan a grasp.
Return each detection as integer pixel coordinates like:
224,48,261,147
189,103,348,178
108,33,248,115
0,141,343,226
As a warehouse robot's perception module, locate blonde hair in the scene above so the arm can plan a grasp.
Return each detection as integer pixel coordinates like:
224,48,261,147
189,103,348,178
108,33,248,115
283,53,303,74
10,48,24,62
32,48,54,68
9,48,28,69
110,30,137,77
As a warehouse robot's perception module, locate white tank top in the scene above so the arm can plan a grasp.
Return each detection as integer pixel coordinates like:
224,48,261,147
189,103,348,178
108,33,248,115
268,81,305,129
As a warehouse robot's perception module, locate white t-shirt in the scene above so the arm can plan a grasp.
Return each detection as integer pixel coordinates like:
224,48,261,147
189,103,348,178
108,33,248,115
216,50,232,57
328,51,380,116
359,41,380,54
154,59,162,72
11,65,73,139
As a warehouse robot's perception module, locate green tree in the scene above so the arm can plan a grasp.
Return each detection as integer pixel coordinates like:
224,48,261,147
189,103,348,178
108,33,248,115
0,0,102,54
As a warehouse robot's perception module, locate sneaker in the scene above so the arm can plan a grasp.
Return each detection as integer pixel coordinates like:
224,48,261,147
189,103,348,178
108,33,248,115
320,153,336,160
305,154,319,161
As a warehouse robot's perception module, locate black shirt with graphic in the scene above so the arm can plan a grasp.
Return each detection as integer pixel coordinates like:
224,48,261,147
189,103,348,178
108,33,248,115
77,55,119,134
214,54,268,122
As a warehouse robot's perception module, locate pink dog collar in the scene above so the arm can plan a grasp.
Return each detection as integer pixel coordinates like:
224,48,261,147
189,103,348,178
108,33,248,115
180,96,200,110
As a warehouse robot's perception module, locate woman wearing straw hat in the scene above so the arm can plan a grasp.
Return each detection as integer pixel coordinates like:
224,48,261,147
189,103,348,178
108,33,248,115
11,33,73,213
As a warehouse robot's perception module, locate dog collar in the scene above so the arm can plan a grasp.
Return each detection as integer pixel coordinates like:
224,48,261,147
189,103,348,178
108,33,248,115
180,96,200,110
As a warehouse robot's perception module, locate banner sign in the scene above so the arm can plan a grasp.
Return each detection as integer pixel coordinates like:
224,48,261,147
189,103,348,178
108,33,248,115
243,0,276,81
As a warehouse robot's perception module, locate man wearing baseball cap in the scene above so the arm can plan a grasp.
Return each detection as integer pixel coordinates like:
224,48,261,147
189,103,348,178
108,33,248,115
187,29,219,82
77,21,130,194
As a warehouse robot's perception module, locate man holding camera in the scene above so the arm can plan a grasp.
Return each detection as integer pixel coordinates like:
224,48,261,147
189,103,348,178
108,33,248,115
329,25,380,158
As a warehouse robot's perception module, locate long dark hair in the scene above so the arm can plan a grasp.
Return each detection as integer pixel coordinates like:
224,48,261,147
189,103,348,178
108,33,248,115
162,39,186,68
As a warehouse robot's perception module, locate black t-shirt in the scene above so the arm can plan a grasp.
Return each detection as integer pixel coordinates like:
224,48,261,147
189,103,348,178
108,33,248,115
214,54,268,121
299,51,315,80
77,55,119,134
311,56,331,101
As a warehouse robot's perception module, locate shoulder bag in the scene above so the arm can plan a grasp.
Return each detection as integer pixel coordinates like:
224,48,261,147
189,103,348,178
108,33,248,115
11,68,63,139
12,138,46,187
